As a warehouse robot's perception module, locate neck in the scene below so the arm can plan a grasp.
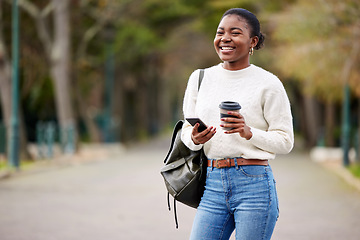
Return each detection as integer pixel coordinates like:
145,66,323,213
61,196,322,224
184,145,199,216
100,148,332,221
222,61,250,71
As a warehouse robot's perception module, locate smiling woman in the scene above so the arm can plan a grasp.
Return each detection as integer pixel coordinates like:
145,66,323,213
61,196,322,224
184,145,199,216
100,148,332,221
214,8,265,70
181,8,294,240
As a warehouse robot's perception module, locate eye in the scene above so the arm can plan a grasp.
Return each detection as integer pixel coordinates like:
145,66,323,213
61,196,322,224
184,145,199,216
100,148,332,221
232,32,241,35
216,31,224,35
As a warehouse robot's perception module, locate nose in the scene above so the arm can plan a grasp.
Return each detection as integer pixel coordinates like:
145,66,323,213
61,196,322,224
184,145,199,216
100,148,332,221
221,33,231,42
221,37,231,42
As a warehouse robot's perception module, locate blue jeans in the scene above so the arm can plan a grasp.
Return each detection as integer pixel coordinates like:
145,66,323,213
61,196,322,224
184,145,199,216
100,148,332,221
189,163,279,240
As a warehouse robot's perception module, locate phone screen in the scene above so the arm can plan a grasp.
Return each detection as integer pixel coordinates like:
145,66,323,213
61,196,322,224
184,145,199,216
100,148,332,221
186,118,207,132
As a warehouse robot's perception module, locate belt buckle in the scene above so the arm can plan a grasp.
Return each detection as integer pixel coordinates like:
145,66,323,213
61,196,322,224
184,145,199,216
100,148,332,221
215,158,231,168
214,160,221,169
215,159,223,169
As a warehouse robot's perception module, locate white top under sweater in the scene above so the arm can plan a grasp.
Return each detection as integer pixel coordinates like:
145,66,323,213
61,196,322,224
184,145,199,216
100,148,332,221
181,63,294,160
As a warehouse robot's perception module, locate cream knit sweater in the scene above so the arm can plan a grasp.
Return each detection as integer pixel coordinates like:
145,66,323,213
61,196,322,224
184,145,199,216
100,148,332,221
181,64,294,160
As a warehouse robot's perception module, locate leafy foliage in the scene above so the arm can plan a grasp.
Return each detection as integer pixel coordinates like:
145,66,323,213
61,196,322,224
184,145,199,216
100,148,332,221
1,0,359,144
271,0,360,102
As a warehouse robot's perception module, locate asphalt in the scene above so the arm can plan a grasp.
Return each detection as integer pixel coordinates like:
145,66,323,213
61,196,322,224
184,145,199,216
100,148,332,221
1,137,360,240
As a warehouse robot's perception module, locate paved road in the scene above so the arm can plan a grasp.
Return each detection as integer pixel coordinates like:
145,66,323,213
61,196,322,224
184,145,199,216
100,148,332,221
1,138,360,240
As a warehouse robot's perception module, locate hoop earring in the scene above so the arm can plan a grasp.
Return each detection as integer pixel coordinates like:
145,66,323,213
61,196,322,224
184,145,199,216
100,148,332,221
249,47,254,56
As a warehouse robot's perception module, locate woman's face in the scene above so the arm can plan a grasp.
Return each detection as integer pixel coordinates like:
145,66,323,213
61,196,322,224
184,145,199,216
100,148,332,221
214,14,258,70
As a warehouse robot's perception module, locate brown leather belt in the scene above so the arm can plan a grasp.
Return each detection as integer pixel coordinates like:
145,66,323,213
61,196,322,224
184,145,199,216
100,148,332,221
208,158,268,168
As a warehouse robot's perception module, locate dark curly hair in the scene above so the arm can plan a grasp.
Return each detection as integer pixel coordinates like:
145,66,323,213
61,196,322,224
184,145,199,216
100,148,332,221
222,8,265,50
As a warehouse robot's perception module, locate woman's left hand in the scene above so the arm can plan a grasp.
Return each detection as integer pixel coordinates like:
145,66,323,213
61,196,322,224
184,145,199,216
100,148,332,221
220,111,253,140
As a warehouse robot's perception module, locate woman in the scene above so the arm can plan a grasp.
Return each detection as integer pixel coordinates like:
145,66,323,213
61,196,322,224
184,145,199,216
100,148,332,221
181,8,294,240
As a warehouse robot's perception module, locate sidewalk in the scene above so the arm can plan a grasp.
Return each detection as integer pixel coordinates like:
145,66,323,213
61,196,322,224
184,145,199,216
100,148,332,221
0,138,360,239
271,151,360,240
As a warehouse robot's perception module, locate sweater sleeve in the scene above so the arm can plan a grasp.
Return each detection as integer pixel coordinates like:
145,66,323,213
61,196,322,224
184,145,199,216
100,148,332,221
248,81,294,155
181,70,203,151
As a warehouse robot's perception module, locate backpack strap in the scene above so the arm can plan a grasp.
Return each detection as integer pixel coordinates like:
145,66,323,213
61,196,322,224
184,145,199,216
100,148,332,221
198,69,204,91
168,69,205,229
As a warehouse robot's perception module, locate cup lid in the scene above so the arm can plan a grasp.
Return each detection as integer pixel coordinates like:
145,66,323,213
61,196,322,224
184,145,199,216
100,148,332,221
219,101,241,110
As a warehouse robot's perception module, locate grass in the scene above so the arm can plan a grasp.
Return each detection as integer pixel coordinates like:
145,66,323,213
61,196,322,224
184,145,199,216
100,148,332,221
0,157,38,172
0,162,6,170
348,164,360,179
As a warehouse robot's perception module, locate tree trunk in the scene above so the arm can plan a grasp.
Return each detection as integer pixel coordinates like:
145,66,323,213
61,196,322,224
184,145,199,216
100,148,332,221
0,41,12,149
357,98,360,162
74,81,101,142
324,101,335,147
0,0,11,140
137,78,149,139
112,68,122,142
302,95,320,148
50,0,77,149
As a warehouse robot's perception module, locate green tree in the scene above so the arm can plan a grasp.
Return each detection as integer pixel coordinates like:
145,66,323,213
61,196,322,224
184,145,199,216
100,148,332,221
270,0,360,147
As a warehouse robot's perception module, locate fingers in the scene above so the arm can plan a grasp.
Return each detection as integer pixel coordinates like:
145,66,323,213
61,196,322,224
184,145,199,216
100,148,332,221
225,111,242,118
220,112,251,139
192,124,216,144
192,123,200,133
222,110,243,119
220,117,244,131
191,110,250,144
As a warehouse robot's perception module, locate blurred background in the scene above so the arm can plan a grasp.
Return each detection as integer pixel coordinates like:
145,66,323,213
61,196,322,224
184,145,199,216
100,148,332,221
0,0,360,169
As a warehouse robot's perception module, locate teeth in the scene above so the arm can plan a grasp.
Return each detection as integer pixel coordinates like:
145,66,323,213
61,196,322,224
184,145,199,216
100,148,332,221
221,47,234,50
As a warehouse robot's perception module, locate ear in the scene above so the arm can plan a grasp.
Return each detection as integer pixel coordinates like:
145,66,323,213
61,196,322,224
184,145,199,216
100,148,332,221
251,36,259,48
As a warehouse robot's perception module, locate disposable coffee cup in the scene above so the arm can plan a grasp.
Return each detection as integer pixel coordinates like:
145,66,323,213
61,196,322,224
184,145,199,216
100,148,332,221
219,101,241,130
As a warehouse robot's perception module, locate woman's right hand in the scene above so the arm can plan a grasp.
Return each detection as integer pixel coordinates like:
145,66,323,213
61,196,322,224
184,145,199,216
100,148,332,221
191,123,216,145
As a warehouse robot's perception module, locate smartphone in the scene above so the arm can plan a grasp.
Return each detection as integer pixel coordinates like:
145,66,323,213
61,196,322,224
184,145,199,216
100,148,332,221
186,118,208,132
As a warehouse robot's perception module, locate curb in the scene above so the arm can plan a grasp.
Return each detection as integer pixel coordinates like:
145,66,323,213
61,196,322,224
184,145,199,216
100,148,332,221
0,143,126,181
310,147,360,192
320,161,360,192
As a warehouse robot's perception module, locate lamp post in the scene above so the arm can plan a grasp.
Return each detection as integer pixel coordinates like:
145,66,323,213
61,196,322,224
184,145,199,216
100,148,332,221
341,84,351,167
9,0,20,169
